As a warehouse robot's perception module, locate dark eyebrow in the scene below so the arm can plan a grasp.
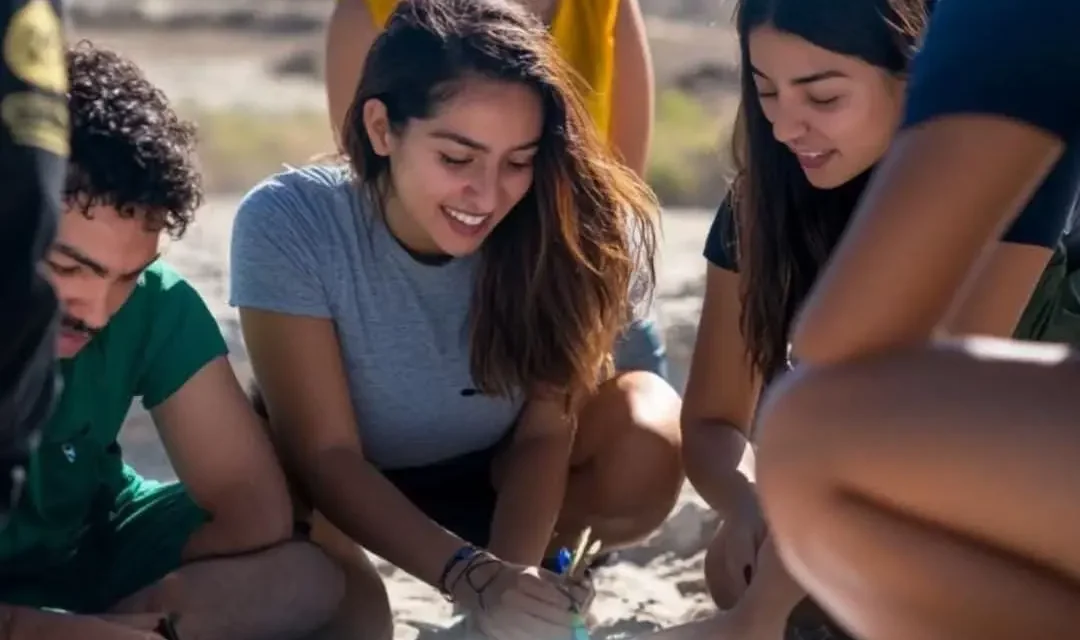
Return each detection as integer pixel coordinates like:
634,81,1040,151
53,242,160,278
430,129,541,152
750,66,848,85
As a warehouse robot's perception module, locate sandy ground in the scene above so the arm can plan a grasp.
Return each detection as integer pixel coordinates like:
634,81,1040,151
117,199,731,639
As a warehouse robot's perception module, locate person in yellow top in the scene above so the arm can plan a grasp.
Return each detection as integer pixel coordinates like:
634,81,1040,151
325,0,655,178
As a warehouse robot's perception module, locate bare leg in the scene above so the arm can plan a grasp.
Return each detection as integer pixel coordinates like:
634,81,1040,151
109,540,344,640
756,338,1080,640
304,512,394,640
546,371,683,550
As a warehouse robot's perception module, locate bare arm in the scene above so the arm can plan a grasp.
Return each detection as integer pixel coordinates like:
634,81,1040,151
324,0,381,148
487,394,574,566
608,0,654,177
791,116,1065,366
680,265,761,515
942,242,1055,337
238,308,466,588
151,357,294,558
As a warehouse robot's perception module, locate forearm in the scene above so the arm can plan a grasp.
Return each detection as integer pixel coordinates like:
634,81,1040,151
611,117,651,179
324,0,375,145
0,606,159,640
182,487,293,560
307,446,466,588
488,435,572,566
683,420,755,516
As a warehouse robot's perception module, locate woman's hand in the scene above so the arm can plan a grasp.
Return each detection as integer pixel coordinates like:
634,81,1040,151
706,483,768,608
450,554,584,640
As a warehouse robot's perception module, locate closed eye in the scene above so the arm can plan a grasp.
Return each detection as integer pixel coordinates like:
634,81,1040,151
440,153,471,166
46,260,81,276
507,157,535,170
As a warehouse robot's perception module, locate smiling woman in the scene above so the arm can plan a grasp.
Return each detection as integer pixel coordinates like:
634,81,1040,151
229,1,681,639
678,0,1080,638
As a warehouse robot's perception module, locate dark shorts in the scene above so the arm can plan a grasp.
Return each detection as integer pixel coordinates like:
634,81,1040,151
382,439,506,549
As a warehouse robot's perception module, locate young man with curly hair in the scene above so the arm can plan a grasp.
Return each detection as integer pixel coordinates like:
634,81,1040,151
0,41,344,640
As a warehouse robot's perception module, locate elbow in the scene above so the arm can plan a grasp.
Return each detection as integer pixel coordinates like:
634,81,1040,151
679,410,750,487
208,481,295,547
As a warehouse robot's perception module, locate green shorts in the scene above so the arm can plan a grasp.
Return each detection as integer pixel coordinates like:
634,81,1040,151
0,478,208,613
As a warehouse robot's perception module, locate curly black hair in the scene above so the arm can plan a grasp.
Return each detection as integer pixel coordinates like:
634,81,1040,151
65,40,201,238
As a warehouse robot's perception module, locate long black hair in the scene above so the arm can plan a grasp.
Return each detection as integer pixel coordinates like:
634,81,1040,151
730,0,928,379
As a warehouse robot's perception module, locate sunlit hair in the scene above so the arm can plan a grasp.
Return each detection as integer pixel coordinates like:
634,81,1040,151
727,0,928,379
341,0,660,409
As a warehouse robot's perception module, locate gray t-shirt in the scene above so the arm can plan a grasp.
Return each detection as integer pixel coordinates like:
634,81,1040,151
229,165,524,469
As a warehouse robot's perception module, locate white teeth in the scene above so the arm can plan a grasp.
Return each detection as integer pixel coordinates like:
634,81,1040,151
798,151,827,159
445,207,486,227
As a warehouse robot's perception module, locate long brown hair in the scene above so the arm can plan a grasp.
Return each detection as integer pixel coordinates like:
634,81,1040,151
730,0,928,379
341,0,659,410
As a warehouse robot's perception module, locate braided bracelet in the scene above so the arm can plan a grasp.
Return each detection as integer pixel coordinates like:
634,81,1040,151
438,545,481,598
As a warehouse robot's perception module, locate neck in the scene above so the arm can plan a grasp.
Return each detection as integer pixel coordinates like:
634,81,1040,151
380,188,450,261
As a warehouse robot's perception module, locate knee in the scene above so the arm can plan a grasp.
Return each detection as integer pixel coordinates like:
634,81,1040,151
755,365,859,540
586,372,684,522
267,541,347,628
618,371,683,446
337,562,393,640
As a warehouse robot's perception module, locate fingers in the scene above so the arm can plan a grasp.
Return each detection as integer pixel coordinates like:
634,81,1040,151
94,613,168,632
501,583,576,626
517,569,576,609
562,577,595,613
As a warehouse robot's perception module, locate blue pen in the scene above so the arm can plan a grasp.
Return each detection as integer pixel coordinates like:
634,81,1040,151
556,546,590,640
555,546,573,575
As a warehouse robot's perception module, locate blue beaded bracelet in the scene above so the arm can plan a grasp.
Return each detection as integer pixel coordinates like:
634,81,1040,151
438,544,481,597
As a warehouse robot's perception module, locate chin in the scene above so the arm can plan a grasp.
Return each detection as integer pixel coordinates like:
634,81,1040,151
806,169,864,190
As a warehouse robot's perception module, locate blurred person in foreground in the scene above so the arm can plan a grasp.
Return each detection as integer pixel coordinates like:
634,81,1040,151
754,0,1080,638
0,0,67,525
0,41,343,640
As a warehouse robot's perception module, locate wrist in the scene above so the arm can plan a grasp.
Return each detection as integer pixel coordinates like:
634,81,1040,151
446,549,503,610
719,472,760,519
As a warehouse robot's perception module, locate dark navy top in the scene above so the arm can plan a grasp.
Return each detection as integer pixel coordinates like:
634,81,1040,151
903,0,1080,249
707,0,1080,270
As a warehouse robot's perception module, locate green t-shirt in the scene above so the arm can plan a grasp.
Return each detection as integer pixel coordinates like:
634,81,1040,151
0,261,227,569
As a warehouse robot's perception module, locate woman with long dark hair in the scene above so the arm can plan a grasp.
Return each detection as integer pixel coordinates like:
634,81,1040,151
323,0,670,384
229,1,682,638
756,0,1080,635
679,0,1080,636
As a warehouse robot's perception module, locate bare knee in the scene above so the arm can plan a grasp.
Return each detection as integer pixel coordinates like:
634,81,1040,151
572,371,684,542
308,514,393,640
755,365,858,523
263,540,347,626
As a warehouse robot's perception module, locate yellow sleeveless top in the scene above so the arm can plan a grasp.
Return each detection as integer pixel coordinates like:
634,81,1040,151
363,0,619,137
